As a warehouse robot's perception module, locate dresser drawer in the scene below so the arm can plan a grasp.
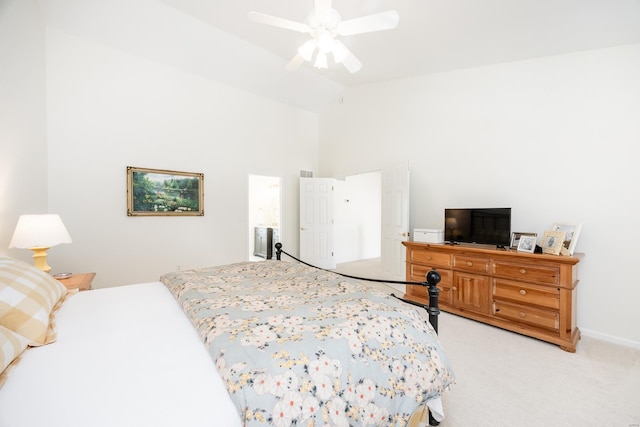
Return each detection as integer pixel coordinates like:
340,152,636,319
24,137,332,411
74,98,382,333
492,261,559,285
453,254,490,274
408,264,452,306
409,249,451,268
493,279,559,310
408,264,451,285
407,283,452,306
493,300,559,332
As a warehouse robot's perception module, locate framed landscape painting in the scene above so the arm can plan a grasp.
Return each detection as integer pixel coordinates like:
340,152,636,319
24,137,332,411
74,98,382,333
127,166,204,216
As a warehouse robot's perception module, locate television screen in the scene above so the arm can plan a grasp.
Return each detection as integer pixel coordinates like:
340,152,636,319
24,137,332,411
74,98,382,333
444,208,511,247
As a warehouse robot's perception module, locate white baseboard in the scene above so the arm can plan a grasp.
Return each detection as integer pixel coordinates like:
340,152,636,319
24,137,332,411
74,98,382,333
580,328,640,350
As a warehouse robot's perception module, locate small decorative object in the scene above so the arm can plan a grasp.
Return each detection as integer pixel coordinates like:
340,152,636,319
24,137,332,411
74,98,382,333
542,230,566,255
127,166,204,216
516,234,537,253
552,223,582,255
510,232,537,250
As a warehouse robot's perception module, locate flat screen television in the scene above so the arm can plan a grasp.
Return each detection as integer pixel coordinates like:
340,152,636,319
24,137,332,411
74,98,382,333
444,208,511,247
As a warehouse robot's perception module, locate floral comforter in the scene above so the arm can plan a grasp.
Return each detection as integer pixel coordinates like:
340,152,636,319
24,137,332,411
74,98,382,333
161,261,454,427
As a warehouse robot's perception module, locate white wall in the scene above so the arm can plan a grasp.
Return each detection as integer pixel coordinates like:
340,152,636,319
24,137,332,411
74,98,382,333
319,44,640,347
0,0,48,260
44,28,318,287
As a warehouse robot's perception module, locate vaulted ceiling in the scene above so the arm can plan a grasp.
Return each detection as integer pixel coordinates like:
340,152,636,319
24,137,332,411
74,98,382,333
39,0,640,112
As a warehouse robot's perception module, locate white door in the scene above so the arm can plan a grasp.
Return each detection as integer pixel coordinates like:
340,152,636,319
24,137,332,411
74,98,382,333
381,162,410,279
299,177,336,269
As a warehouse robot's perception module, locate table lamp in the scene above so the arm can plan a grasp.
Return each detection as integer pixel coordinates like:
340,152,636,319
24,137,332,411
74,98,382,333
9,214,72,273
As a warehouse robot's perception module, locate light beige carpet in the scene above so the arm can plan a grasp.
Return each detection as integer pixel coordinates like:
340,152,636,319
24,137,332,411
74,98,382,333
334,259,640,427
436,312,640,427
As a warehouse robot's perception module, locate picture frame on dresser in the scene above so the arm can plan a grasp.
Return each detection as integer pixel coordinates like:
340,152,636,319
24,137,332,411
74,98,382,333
542,230,566,255
510,232,537,250
516,234,537,253
127,166,204,216
552,222,582,255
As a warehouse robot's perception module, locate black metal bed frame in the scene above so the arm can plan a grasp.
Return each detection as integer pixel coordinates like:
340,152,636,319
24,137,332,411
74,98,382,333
274,243,441,331
274,243,442,426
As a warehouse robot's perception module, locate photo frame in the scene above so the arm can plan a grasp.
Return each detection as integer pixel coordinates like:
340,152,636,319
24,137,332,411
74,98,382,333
127,166,204,216
516,234,537,253
510,232,537,250
552,222,583,256
541,230,566,255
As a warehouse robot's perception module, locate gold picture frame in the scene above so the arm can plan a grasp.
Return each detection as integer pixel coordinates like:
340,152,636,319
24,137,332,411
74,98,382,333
541,230,566,255
127,166,204,216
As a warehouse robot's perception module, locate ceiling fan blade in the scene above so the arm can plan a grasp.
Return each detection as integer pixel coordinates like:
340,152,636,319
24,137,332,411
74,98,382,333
286,54,306,71
314,0,332,16
248,11,310,33
342,52,362,74
337,10,399,36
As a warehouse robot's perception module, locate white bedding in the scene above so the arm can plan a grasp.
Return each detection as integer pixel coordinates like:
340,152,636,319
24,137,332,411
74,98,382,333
0,282,243,427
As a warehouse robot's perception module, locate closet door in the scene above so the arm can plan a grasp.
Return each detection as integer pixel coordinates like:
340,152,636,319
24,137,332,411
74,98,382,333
299,177,336,269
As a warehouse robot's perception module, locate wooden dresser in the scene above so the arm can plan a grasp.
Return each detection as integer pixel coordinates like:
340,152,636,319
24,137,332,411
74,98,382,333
403,242,582,352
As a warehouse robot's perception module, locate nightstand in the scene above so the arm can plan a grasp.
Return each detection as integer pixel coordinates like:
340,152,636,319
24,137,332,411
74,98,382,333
56,272,96,291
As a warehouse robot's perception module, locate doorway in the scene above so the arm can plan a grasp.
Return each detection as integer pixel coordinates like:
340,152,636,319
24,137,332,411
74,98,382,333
248,175,281,261
334,171,382,264
332,163,410,286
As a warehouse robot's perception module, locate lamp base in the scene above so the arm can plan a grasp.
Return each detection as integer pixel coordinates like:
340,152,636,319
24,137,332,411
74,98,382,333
30,246,52,273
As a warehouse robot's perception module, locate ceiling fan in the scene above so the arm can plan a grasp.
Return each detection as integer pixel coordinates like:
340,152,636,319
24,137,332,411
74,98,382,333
248,0,399,73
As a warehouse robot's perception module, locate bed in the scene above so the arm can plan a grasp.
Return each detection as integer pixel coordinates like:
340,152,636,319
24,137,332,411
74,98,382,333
0,246,454,427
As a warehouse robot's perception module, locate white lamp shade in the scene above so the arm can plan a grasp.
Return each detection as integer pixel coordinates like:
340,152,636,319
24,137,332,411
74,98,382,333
314,51,328,69
9,214,72,249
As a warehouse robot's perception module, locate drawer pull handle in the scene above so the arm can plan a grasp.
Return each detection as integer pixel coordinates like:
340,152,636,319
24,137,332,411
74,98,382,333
426,256,432,260
519,289,527,295
519,269,527,275
466,261,473,267
452,286,457,291
519,312,526,318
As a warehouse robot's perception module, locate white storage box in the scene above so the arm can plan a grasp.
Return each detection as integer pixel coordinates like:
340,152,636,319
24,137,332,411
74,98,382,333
413,228,444,244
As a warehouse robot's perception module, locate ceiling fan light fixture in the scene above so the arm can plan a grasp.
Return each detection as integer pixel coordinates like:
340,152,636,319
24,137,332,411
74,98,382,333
317,31,334,53
314,51,328,69
249,1,399,74
298,39,317,61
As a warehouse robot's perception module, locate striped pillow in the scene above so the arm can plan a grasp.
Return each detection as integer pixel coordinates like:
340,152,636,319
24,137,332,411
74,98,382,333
0,256,67,345
0,325,30,380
